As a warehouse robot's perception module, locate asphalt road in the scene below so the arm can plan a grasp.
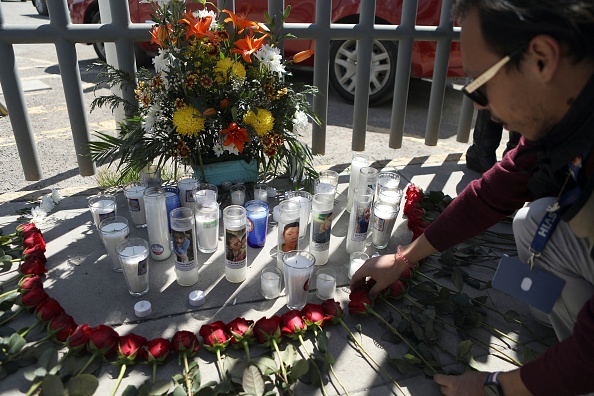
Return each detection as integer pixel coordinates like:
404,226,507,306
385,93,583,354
0,0,472,197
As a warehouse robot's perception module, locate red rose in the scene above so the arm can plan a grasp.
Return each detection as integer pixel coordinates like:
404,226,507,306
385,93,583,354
399,267,412,280
199,321,230,352
146,338,173,364
384,279,406,298
23,243,46,257
253,315,282,346
406,207,425,225
18,275,44,293
23,231,46,251
321,299,344,324
301,303,329,327
116,333,147,364
34,298,65,322
171,330,200,357
226,317,255,347
280,310,307,339
19,286,49,310
67,324,92,353
16,223,40,236
88,325,119,357
348,289,373,316
48,312,77,343
20,256,47,276
23,249,47,264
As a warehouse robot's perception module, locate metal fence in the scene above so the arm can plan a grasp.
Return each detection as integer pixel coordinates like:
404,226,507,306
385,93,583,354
0,0,474,181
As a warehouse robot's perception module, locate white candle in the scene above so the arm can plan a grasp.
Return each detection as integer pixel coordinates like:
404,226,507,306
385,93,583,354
254,188,268,202
316,272,336,300
314,182,337,196
261,271,281,299
349,258,366,279
346,155,369,212
89,199,116,228
100,221,129,272
144,189,172,261
124,185,147,227
178,178,198,208
283,252,315,310
231,189,245,205
195,204,219,253
119,245,149,294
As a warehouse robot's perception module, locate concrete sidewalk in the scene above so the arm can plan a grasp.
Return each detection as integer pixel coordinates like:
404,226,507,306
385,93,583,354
0,155,557,396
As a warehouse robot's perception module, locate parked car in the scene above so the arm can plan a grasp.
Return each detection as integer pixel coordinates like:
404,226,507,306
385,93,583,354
32,0,48,16
68,0,463,105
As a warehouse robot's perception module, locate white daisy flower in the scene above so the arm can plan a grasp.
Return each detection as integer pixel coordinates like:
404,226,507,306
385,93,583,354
50,189,63,204
292,110,309,134
195,10,219,30
143,104,161,133
39,195,55,213
30,206,47,224
213,142,224,156
225,144,240,156
152,48,170,74
255,45,285,75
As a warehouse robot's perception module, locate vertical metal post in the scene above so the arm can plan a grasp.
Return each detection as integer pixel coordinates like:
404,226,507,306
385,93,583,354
389,0,418,149
456,93,475,143
0,5,42,180
49,0,95,176
311,0,331,155
351,0,375,151
424,0,454,146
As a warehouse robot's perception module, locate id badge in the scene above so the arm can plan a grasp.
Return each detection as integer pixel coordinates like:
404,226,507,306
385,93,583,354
492,255,565,314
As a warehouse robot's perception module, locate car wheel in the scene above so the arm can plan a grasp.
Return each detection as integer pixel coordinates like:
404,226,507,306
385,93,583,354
33,0,49,16
329,39,397,106
90,11,107,61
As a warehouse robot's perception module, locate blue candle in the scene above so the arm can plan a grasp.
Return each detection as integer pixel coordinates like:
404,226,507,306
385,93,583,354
245,200,269,248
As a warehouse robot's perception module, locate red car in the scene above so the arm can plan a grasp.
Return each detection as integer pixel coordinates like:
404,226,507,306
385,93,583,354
68,0,463,105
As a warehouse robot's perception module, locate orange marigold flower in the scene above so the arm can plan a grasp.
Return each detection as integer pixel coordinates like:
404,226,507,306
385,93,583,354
200,75,213,88
231,33,269,63
293,49,315,63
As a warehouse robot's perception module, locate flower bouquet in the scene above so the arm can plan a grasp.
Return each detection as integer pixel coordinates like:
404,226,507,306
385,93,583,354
87,0,320,188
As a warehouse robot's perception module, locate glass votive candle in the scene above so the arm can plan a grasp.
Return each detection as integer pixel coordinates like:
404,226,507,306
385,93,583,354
139,164,161,188
88,194,117,229
99,216,129,272
348,251,369,279
163,186,180,230
283,250,316,310
195,201,219,253
315,267,336,300
314,170,339,197
124,182,148,228
200,183,218,201
285,190,313,239
245,200,269,248
116,237,150,297
178,178,199,208
261,265,283,299
230,184,246,205
254,183,268,202
376,171,401,199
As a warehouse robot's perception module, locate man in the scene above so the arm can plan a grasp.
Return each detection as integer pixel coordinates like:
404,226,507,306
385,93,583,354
351,1,594,395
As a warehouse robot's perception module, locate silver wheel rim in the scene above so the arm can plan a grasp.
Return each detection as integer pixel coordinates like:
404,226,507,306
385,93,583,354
333,39,393,96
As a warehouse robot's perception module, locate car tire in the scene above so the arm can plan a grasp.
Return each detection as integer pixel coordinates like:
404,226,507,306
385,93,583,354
329,39,397,106
33,0,49,16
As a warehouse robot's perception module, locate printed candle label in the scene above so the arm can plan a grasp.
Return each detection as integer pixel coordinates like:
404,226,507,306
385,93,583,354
137,258,148,276
185,190,194,203
98,211,116,224
311,211,333,251
151,244,165,256
127,198,141,212
278,221,300,255
374,216,385,232
351,202,371,241
172,229,196,269
225,227,247,269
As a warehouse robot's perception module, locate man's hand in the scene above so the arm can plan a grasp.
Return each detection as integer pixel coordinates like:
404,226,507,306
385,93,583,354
433,372,488,396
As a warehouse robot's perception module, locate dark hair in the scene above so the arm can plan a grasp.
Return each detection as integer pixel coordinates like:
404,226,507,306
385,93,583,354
454,0,594,66
283,222,299,233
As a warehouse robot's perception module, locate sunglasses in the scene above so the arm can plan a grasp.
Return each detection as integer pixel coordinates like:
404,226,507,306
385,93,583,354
462,47,524,107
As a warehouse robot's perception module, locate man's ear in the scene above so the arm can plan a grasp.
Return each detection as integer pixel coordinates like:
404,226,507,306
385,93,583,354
526,35,561,82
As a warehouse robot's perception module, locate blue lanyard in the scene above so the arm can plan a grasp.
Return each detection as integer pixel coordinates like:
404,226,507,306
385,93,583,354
528,151,589,269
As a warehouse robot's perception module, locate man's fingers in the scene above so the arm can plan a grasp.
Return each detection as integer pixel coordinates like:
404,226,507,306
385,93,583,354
349,267,367,286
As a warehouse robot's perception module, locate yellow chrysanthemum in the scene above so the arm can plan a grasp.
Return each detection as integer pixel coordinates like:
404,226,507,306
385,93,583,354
243,108,274,137
214,58,246,83
172,106,205,136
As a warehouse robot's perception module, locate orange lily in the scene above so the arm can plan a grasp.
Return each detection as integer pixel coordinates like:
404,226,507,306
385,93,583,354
223,9,267,35
220,122,249,153
231,33,269,63
178,12,215,41
293,49,315,63
150,24,173,47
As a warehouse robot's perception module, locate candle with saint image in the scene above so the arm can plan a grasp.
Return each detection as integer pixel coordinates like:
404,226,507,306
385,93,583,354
283,250,315,310
124,183,147,228
88,195,117,229
117,238,150,296
99,216,129,272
